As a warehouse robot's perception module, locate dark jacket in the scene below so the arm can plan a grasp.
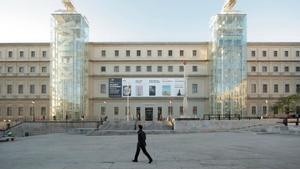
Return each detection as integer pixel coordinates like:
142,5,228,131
137,129,146,147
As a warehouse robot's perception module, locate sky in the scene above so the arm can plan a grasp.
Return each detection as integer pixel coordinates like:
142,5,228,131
0,0,299,43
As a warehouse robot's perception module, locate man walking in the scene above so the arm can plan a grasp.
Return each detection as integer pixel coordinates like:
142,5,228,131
132,125,153,163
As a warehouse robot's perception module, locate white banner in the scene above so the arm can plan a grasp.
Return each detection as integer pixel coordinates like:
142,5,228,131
122,78,185,97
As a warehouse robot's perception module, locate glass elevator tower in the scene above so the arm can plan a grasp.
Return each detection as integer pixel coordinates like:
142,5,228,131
210,12,247,117
50,9,89,120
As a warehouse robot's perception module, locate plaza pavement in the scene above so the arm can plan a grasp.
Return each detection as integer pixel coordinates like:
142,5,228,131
0,132,299,169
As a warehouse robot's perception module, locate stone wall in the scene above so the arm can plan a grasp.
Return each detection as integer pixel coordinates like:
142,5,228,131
174,119,282,131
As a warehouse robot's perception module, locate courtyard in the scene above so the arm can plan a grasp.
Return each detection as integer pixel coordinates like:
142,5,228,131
0,132,299,169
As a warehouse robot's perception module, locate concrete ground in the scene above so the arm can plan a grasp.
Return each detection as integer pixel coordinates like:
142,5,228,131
0,132,299,169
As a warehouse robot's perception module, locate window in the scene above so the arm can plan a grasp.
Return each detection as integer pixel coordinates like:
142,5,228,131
168,50,173,56
262,66,267,72
262,51,267,57
114,50,119,57
41,107,46,116
41,85,47,94
7,107,12,116
136,66,141,72
285,84,290,93
263,106,267,115
180,50,184,56
168,66,173,72
7,85,12,94
274,51,278,57
179,66,184,72
18,107,23,116
274,84,278,93
7,66,13,73
284,66,289,72
285,51,289,57
157,50,162,56
31,51,35,57
126,50,130,57
101,66,106,72
251,106,256,115
147,50,152,56
146,66,152,72
42,51,47,57
125,66,131,72
30,66,35,73
114,66,119,72
251,84,256,93
18,85,23,94
296,51,300,57
193,106,197,115
296,67,300,72
114,107,119,115
193,50,197,56
192,66,198,72
101,50,106,57
30,107,34,116
42,67,47,73
168,106,173,116
296,84,300,93
180,106,183,116
192,84,198,93
136,50,141,56
157,66,162,72
19,67,24,73
273,66,279,72
101,106,106,115
8,51,13,58
251,51,256,57
20,51,24,57
251,66,256,72
30,85,35,94
263,84,268,93
273,106,279,115
100,84,106,94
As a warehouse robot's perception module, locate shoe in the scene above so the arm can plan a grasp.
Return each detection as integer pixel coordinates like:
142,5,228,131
132,160,138,162
149,159,152,164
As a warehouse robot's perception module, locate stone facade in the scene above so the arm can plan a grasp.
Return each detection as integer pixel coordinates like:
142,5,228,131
0,42,299,121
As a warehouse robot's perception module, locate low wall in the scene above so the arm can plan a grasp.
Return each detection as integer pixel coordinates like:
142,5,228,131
9,121,98,137
174,119,282,131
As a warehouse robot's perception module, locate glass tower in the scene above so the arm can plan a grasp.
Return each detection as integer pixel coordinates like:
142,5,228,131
210,12,247,117
51,11,89,120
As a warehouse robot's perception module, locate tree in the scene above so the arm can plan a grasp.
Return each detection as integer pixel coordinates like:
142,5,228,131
272,94,300,115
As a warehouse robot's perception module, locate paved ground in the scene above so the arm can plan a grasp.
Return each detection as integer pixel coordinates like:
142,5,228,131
0,132,300,169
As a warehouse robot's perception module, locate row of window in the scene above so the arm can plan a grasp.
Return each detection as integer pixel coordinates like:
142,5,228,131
0,107,47,116
100,84,199,94
250,66,300,73
0,51,48,58
0,66,48,73
100,65,198,73
251,50,300,57
100,49,199,57
1,84,47,94
250,84,300,93
251,106,300,115
100,106,199,116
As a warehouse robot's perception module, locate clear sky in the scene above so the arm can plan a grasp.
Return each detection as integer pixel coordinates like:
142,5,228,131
0,0,299,43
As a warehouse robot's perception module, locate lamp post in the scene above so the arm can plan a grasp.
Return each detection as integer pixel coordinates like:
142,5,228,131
182,60,188,117
31,100,35,122
265,99,268,118
125,83,131,122
169,100,173,121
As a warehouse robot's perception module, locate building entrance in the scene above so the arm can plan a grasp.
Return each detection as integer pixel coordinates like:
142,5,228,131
145,107,153,121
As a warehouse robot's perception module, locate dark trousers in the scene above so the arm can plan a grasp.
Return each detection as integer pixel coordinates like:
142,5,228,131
134,144,152,161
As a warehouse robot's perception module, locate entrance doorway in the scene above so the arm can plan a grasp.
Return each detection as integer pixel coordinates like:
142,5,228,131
145,107,153,121
136,107,141,121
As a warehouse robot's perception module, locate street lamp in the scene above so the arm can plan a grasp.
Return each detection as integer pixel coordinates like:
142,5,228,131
265,99,269,118
169,100,173,120
31,100,35,122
